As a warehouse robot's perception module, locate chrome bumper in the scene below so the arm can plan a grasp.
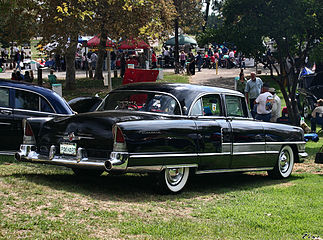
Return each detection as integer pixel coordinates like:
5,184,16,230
15,144,128,172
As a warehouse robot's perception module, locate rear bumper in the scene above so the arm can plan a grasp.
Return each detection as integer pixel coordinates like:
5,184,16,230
15,144,128,172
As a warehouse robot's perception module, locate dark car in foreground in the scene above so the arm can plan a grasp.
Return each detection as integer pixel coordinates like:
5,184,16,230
16,83,307,193
0,79,74,154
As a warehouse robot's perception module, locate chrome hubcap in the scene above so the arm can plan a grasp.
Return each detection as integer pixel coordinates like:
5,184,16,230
166,168,184,186
279,150,290,173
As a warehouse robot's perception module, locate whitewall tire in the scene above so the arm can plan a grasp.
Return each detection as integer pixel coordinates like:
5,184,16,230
157,167,190,193
268,145,294,179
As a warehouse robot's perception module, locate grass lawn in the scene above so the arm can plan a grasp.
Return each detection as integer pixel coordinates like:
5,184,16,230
0,149,322,239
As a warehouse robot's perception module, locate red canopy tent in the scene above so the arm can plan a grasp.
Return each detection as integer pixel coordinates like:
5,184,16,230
118,38,150,50
87,35,115,47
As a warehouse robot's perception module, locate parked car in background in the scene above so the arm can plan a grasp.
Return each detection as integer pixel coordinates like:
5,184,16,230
0,79,74,154
68,96,102,113
16,83,307,193
297,71,323,118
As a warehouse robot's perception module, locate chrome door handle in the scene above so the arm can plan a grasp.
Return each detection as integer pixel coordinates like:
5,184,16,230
0,110,12,115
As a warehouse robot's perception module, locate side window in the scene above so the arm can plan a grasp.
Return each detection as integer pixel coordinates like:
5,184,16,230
191,99,203,116
202,94,222,116
0,88,10,108
41,97,55,113
190,94,222,116
15,90,39,111
225,95,248,117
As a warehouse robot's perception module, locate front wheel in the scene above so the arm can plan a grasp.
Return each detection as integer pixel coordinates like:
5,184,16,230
268,145,294,179
156,167,190,193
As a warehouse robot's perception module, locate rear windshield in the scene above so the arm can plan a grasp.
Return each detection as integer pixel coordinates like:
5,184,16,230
97,91,181,115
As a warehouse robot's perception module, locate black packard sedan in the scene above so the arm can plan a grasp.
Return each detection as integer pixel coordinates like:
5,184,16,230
15,83,307,193
0,79,74,154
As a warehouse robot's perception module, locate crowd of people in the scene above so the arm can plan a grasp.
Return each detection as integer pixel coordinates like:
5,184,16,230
159,45,245,76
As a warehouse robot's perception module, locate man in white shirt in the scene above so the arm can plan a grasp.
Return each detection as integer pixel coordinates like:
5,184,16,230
269,88,281,122
310,99,323,132
255,86,273,122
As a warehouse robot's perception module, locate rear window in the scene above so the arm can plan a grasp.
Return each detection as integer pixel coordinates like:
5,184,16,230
0,88,10,108
98,91,181,115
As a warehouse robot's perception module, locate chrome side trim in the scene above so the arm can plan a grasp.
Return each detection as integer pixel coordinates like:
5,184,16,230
130,153,198,158
266,141,306,145
0,122,11,125
196,167,273,175
127,165,163,173
198,152,231,156
127,164,198,173
0,151,15,156
164,164,198,169
266,151,280,154
232,151,267,155
233,142,265,146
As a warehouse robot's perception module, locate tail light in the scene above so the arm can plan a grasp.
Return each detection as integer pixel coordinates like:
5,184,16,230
112,125,127,152
23,119,36,145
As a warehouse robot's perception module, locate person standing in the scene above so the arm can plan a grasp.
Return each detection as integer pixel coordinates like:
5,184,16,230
269,88,281,122
196,52,203,72
120,53,126,78
180,51,186,68
237,71,246,94
188,52,195,75
255,87,273,122
151,51,157,69
111,51,116,70
15,50,22,71
90,52,97,70
310,99,323,132
245,72,263,117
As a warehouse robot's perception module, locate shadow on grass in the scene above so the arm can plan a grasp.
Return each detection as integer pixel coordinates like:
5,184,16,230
10,165,304,201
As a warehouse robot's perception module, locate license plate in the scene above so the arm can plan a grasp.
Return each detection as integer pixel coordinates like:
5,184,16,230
60,143,77,156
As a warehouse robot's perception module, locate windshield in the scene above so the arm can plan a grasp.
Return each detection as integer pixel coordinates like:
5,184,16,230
97,91,181,115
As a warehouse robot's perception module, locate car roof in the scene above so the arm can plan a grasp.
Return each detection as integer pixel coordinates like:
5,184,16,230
112,82,243,113
0,79,74,115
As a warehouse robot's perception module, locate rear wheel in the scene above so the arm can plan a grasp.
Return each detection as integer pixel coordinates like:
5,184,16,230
268,145,294,179
72,168,103,177
156,167,190,193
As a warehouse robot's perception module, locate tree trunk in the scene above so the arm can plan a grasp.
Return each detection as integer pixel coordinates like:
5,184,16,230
65,34,78,90
174,17,180,74
203,0,210,32
94,32,107,81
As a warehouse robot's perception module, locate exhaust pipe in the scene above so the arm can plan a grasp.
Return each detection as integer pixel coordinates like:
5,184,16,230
104,159,123,171
15,153,22,161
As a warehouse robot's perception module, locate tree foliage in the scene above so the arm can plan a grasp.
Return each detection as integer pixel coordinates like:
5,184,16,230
88,0,176,80
199,0,323,125
0,0,37,47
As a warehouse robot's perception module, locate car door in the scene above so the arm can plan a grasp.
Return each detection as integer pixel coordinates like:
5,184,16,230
190,94,232,171
224,94,269,168
0,87,15,151
12,89,56,150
